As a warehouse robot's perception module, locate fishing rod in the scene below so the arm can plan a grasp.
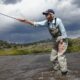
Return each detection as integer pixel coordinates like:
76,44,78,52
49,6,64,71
0,13,25,22
0,12,17,20
0,12,26,23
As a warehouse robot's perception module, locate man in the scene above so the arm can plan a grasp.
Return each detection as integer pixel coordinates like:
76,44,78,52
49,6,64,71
18,9,68,75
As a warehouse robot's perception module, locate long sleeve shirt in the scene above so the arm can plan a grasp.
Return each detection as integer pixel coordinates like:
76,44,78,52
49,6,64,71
33,18,67,39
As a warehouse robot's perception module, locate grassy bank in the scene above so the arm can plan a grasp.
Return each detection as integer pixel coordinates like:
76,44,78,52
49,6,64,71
67,38,80,53
0,42,52,55
0,38,80,55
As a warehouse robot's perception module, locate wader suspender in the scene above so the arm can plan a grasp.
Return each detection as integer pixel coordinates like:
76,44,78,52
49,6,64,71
47,18,56,26
54,18,68,42
54,18,56,26
48,18,58,38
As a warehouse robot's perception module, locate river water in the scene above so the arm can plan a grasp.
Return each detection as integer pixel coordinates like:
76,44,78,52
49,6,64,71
0,53,80,80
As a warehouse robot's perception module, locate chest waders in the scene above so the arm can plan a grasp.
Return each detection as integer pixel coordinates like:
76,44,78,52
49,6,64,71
48,18,68,43
48,18,61,38
49,18,68,73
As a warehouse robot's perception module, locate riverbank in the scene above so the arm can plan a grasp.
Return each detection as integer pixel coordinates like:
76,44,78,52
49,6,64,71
0,38,80,56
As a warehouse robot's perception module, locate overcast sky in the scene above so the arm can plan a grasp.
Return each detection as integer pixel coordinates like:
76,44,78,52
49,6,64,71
0,0,80,43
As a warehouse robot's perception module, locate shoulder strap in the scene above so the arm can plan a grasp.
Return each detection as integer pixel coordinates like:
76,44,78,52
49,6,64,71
47,18,56,26
47,20,50,26
54,18,56,26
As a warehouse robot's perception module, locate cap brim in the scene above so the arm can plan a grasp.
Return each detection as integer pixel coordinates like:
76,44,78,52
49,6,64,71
42,12,48,15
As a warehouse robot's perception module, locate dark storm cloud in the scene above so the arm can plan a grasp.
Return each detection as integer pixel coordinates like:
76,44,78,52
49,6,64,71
1,22,80,43
72,0,80,7
0,23,50,43
5,23,47,34
0,29,50,43
2,0,22,5
65,22,80,31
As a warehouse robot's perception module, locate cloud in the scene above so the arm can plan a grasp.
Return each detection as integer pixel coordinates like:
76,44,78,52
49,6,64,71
71,0,80,7
0,0,80,26
67,30,80,38
0,0,22,5
0,26,50,43
0,0,80,43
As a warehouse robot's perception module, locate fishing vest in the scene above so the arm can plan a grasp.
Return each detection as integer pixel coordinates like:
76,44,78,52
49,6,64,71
48,18,61,38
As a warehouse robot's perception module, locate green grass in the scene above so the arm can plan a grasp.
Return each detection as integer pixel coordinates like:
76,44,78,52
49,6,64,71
0,38,80,56
0,43,52,55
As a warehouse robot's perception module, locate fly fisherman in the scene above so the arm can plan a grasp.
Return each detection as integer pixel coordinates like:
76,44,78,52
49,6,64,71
18,9,68,75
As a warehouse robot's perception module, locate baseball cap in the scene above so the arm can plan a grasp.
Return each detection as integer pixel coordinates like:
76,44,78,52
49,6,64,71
43,9,55,15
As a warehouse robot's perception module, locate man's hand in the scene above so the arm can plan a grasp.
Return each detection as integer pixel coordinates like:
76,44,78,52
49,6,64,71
56,36,63,42
16,18,34,26
17,19,26,22
58,40,65,55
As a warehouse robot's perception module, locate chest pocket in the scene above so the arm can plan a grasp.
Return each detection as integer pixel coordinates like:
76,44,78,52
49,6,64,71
48,18,61,38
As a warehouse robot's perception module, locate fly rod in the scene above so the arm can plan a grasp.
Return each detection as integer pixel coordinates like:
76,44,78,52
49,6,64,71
0,12,26,23
0,12,18,20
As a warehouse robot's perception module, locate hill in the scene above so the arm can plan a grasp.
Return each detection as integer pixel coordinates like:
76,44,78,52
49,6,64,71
0,38,80,55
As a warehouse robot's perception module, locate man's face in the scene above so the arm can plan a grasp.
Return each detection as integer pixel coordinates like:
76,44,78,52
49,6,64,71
45,12,55,21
